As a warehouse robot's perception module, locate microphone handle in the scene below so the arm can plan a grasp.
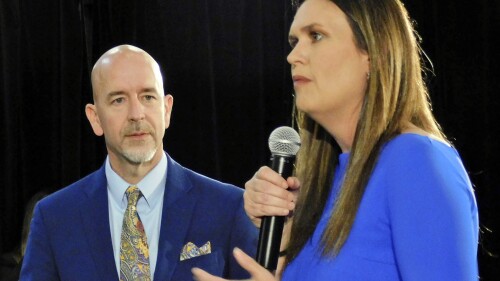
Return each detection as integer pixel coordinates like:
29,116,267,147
256,154,295,271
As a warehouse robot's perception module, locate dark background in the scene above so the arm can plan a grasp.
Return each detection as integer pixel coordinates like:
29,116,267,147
1,0,498,279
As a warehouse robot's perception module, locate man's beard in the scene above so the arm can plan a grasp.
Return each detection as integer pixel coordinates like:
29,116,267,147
121,146,157,164
120,122,157,164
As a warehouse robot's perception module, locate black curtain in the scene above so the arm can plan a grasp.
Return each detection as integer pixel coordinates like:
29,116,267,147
1,0,498,279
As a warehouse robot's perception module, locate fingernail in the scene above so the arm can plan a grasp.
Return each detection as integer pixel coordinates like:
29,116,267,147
233,247,243,257
191,268,199,280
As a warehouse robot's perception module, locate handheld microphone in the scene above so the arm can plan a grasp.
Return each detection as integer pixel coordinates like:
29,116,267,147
256,126,301,271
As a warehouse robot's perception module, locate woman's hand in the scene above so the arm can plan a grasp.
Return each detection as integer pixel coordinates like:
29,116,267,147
244,166,300,228
192,248,277,281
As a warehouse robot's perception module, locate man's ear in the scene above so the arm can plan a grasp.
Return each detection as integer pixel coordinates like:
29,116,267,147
164,94,174,129
85,104,104,136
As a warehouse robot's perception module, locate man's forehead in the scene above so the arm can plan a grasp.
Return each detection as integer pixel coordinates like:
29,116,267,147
94,53,160,81
91,46,165,100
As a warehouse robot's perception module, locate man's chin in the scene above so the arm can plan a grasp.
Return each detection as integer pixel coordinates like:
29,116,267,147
121,148,157,165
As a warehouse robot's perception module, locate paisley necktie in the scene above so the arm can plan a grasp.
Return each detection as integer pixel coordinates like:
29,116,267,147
120,185,151,281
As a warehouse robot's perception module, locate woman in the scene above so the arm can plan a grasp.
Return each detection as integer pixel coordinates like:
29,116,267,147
0,191,48,281
193,0,479,280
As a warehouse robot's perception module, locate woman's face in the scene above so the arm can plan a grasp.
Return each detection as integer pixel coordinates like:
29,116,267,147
287,0,369,126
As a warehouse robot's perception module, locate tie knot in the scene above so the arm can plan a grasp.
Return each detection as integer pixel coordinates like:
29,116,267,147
125,185,142,207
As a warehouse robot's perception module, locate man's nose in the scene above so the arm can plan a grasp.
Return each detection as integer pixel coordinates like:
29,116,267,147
128,95,145,121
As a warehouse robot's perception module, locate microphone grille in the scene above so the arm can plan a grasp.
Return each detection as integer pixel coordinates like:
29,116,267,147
268,126,301,156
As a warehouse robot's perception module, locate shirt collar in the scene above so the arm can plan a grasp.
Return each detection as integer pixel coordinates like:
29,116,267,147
106,152,168,210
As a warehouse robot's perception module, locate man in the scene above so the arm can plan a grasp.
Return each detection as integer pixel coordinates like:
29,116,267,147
20,45,258,280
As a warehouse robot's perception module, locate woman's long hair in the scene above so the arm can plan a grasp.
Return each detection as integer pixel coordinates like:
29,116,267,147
285,0,446,267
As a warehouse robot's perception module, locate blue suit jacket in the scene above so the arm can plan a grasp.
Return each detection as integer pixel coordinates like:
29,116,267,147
20,154,258,280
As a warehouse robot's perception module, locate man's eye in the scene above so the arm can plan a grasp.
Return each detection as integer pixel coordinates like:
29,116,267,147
144,95,156,101
112,97,125,104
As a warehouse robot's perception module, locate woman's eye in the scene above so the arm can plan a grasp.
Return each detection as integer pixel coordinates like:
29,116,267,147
289,38,298,48
311,32,323,41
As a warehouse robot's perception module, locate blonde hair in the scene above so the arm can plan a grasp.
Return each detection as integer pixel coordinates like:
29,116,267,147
286,0,445,266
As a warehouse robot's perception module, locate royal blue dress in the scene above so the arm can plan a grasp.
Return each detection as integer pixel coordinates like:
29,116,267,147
282,134,478,281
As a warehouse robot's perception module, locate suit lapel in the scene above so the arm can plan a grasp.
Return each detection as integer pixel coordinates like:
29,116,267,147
154,155,198,281
80,166,119,281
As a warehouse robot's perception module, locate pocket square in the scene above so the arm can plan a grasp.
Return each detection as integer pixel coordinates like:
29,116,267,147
180,241,212,261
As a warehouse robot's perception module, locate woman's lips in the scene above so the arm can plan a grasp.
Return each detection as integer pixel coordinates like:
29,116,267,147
292,75,311,87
